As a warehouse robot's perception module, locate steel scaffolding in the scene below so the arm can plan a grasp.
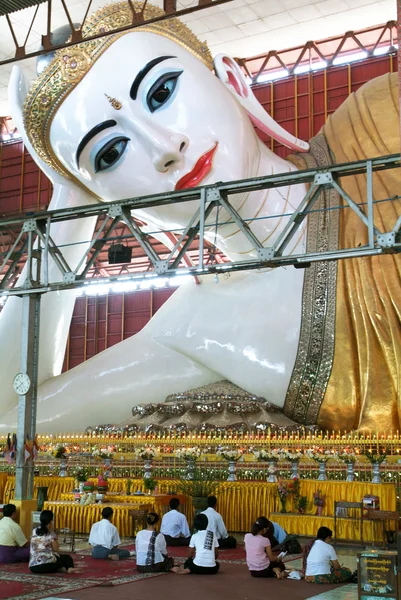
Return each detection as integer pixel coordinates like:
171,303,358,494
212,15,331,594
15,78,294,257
0,153,400,296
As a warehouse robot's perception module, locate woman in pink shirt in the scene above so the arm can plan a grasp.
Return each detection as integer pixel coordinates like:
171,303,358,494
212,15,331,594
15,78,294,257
244,517,286,579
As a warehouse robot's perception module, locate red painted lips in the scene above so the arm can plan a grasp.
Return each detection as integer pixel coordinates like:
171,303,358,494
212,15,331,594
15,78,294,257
175,142,218,191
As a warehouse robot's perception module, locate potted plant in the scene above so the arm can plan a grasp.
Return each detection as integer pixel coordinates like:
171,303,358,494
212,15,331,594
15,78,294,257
92,447,112,459
216,447,243,481
281,450,303,478
277,478,299,513
143,477,157,495
175,447,202,479
338,448,357,481
253,448,280,482
364,448,388,484
174,468,221,511
313,489,326,516
305,447,339,481
134,446,158,479
134,446,158,461
51,444,68,476
75,467,89,493
296,495,308,514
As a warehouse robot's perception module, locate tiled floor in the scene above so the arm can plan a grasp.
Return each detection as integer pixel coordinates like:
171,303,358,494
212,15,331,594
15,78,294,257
307,585,357,600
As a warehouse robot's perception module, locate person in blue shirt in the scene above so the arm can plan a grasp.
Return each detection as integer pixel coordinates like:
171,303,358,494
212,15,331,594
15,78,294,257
272,521,287,545
263,520,287,549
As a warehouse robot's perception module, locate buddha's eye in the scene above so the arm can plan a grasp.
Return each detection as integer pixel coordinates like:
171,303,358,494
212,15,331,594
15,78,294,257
94,137,129,173
146,71,182,113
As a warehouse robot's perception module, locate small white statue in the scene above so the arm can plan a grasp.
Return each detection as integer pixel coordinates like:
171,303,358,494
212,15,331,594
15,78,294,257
84,493,94,506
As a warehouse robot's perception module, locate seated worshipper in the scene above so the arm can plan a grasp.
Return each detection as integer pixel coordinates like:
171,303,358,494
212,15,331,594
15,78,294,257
161,498,191,546
202,496,236,549
172,513,220,575
264,519,301,554
0,503,30,563
89,506,133,560
271,520,287,545
244,517,287,579
135,512,175,573
29,510,76,574
304,527,353,584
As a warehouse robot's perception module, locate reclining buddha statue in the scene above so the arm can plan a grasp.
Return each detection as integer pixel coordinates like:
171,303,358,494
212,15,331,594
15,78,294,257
0,1,399,433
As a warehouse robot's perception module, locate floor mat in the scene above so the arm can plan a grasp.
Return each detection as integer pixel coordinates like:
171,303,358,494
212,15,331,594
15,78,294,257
0,553,162,600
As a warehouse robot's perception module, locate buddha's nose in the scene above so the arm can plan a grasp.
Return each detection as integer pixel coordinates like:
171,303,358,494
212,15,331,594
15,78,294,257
152,133,188,173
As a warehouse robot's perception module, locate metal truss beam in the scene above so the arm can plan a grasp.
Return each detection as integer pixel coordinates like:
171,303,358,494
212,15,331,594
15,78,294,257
0,0,233,67
0,153,399,296
239,21,397,84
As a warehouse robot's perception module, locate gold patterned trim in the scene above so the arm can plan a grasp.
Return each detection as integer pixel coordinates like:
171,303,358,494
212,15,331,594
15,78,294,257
23,1,213,191
283,133,340,424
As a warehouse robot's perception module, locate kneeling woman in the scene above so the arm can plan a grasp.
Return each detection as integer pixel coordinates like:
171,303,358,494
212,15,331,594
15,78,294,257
244,517,286,579
135,513,175,573
304,527,352,584
174,513,220,575
29,510,76,574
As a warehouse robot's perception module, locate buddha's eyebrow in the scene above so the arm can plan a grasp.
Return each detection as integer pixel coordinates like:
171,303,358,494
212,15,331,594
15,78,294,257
76,119,117,166
130,55,176,100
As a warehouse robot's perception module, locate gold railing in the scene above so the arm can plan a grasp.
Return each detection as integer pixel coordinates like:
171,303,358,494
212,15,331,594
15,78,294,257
13,429,401,452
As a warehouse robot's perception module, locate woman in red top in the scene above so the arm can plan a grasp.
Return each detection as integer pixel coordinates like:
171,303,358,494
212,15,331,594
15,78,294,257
244,517,286,579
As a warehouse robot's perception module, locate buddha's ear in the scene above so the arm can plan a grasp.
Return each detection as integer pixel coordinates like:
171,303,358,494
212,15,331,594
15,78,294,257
214,54,309,153
9,66,98,207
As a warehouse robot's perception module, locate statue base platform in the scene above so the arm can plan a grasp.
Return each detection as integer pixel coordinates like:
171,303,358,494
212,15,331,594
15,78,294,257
86,380,318,435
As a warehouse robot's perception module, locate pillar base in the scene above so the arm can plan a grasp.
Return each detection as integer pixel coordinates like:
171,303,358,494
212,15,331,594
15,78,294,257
12,499,38,539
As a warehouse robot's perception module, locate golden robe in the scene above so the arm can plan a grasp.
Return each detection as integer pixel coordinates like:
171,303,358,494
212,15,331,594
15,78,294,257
293,73,401,431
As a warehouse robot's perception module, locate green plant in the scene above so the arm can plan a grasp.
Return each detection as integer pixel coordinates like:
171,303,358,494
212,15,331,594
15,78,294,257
75,467,89,482
296,495,308,512
52,445,67,459
313,490,326,507
143,477,157,492
174,468,221,498
364,448,388,464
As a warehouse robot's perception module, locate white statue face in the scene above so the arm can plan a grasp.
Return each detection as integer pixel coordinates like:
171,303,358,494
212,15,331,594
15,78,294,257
50,32,261,228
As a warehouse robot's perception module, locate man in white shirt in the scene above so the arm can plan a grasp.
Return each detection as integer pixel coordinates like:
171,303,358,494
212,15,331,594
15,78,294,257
201,496,236,549
89,507,133,560
0,504,29,563
161,498,191,546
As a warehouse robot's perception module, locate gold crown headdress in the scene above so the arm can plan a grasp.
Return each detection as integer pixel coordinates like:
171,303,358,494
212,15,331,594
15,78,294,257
23,1,213,187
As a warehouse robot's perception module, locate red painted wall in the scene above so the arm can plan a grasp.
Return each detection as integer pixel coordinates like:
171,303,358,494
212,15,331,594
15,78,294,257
64,289,175,371
252,55,396,157
0,54,396,370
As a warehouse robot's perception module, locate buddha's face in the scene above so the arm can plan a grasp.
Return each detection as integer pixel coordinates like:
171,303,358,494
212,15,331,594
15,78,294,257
50,32,261,228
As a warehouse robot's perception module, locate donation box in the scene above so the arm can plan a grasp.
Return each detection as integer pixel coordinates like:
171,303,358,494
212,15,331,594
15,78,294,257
358,550,399,600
